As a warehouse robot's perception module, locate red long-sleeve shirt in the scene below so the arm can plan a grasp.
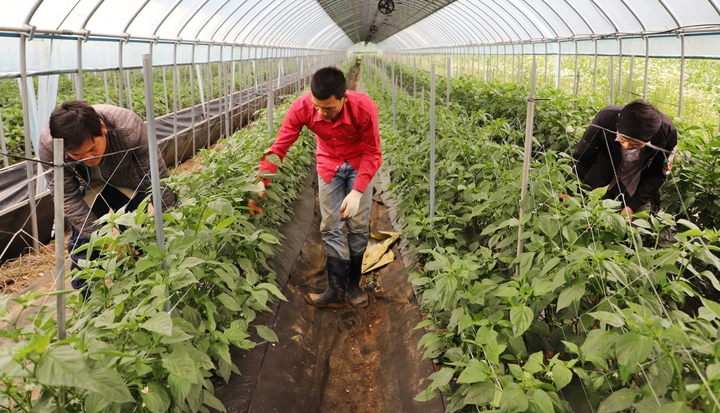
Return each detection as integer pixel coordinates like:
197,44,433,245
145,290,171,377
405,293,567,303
259,90,382,193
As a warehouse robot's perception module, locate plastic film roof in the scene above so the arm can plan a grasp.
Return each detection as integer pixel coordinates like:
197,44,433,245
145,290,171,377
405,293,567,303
1,0,720,59
379,0,720,57
0,0,353,49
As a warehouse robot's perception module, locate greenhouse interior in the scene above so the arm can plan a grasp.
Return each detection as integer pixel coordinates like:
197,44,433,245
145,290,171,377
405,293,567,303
1,0,720,412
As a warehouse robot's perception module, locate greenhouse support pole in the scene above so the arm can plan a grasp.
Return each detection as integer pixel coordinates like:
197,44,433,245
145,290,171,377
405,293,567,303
205,44,212,149
511,52,515,83
413,57,417,97
118,41,125,108
482,46,487,82
627,55,635,103
573,41,579,96
503,45,507,82
19,33,39,252
126,70,133,112
141,54,170,313
172,43,178,166
0,110,8,168
399,59,402,90
679,34,685,118
643,37,650,102
472,48,475,77
162,67,169,115
230,48,236,134
207,47,212,104
392,60,396,128
517,61,537,263
76,37,84,100
53,138,66,340
617,39,623,100
429,62,436,222
544,42,548,86
446,57,451,109
268,57,274,137
221,48,228,139
609,55,615,104
555,41,561,89
103,72,109,104
593,39,598,93
191,43,196,155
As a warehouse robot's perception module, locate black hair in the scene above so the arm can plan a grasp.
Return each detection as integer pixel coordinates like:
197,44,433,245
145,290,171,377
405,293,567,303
616,100,663,142
310,66,347,100
49,100,118,152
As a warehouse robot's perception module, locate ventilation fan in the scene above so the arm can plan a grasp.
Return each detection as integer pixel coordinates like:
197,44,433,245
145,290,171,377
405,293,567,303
370,25,379,34
378,0,395,15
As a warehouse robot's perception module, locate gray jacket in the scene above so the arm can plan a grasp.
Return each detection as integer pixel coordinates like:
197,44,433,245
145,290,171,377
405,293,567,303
39,104,177,238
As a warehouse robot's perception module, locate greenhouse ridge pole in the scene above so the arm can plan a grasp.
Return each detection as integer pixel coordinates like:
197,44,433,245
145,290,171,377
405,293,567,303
141,54,170,313
517,61,537,263
54,138,66,340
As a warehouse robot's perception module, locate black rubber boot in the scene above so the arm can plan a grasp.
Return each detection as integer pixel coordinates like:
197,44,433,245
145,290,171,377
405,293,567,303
305,257,349,308
348,255,368,308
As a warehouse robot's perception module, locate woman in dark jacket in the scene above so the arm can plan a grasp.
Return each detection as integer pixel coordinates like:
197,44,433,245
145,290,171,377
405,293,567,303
39,100,176,291
570,100,677,217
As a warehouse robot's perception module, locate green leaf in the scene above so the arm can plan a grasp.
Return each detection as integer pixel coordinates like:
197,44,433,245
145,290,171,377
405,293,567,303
596,388,640,413
35,345,93,390
162,349,197,379
257,282,287,301
657,402,692,413
484,339,506,366
588,311,625,328
255,325,279,343
464,381,496,407
552,364,572,391
429,367,455,390
531,389,554,413
556,282,586,311
614,332,654,369
456,359,488,384
700,297,720,319
87,367,134,403
706,363,720,381
141,311,173,336
499,383,528,412
169,373,193,404
216,293,242,312
141,382,172,413
510,305,533,338
203,389,227,412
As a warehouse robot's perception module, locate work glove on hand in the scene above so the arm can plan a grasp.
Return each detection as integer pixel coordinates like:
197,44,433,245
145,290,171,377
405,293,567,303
247,181,266,216
340,189,363,221
255,181,266,199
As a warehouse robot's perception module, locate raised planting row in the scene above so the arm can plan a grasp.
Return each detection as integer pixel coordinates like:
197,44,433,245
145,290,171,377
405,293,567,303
0,96,315,413
377,58,720,230
364,63,720,412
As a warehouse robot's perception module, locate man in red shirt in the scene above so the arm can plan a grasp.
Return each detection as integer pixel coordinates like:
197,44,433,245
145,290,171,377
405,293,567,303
254,66,382,309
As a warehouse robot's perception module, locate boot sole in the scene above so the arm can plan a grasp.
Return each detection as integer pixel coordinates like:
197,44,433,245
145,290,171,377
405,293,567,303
350,300,369,308
304,294,345,308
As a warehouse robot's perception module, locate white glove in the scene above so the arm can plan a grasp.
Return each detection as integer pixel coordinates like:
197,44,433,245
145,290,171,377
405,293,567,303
340,189,363,221
255,181,266,199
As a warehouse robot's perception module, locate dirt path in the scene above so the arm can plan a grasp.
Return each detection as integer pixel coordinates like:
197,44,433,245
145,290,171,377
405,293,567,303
229,196,443,413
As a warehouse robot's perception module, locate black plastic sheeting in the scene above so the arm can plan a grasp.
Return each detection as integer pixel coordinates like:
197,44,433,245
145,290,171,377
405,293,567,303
0,73,307,262
213,173,445,413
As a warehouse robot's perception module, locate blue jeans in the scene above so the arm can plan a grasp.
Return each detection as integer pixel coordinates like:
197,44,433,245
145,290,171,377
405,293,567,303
318,162,374,260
